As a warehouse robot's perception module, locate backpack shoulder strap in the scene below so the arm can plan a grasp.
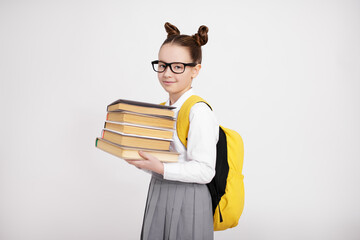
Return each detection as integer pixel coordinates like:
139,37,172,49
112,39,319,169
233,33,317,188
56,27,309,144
177,95,212,148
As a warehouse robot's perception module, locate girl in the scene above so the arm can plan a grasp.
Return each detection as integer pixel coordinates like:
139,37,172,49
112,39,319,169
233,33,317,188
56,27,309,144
126,22,219,240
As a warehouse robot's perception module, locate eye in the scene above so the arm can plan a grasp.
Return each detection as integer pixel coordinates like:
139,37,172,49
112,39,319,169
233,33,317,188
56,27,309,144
172,64,184,71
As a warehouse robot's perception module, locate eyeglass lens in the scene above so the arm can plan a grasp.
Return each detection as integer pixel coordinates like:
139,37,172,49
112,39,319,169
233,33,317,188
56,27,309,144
154,62,185,74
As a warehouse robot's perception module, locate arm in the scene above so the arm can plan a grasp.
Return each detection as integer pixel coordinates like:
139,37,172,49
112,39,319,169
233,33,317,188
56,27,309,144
163,103,219,184
126,102,219,183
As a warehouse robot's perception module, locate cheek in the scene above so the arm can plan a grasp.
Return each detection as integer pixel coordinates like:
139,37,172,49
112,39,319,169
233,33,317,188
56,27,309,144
174,75,185,83
177,76,191,87
183,72,193,82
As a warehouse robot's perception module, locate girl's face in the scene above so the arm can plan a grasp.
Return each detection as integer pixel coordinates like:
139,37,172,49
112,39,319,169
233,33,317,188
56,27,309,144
157,44,201,103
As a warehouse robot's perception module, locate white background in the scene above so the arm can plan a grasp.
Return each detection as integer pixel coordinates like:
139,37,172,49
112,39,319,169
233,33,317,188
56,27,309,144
1,0,359,239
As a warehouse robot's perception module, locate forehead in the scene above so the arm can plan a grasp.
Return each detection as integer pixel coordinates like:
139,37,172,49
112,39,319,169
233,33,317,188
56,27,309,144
158,44,192,62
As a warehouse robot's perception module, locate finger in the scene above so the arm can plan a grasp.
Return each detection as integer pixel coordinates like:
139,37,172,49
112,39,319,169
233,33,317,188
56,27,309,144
138,151,154,160
128,160,143,168
125,159,143,167
125,159,140,162
124,159,136,164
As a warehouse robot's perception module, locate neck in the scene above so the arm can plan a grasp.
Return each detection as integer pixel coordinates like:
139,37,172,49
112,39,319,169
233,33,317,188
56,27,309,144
169,95,180,106
169,87,191,105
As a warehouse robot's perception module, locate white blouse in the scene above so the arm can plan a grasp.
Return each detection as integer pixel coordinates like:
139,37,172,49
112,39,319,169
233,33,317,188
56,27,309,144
163,88,219,184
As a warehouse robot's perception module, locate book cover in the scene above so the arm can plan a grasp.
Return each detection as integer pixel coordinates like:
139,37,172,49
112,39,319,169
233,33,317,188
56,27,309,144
102,129,172,151
104,121,174,140
106,111,175,129
95,138,179,163
107,99,175,117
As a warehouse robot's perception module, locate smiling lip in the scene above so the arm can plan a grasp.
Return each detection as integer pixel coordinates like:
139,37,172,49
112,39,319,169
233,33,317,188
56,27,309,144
163,81,176,84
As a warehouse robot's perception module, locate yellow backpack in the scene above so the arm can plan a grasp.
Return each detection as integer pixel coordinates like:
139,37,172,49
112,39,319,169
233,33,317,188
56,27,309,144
175,95,245,231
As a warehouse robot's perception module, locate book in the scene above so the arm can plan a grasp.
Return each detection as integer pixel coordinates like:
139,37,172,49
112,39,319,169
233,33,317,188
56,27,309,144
107,99,175,117
106,111,175,129
102,129,172,151
104,121,174,140
96,138,179,163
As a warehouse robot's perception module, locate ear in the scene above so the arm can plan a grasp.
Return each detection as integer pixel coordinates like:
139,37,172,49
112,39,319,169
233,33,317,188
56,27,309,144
191,64,202,79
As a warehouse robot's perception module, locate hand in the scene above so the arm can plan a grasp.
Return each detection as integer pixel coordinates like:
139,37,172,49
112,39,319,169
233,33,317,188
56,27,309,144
125,151,164,175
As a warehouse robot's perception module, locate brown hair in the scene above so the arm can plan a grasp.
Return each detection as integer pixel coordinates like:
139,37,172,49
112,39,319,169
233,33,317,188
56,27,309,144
161,22,209,64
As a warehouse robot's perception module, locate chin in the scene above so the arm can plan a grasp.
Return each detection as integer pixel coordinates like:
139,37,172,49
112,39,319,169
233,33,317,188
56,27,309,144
161,84,175,92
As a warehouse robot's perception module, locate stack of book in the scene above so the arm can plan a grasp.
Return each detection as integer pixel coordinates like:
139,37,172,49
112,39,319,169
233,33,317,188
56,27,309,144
95,99,179,162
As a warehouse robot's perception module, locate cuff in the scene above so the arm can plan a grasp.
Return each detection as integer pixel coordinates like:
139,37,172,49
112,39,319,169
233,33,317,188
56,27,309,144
163,162,180,181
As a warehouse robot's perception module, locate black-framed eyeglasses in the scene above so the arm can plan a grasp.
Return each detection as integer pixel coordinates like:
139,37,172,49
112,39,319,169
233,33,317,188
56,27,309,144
151,60,197,74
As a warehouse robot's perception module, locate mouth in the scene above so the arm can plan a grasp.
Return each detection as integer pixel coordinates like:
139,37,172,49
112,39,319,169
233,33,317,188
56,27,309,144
163,81,176,85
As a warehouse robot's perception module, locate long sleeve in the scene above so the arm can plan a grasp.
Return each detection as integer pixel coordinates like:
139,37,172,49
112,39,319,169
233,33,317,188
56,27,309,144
163,102,219,184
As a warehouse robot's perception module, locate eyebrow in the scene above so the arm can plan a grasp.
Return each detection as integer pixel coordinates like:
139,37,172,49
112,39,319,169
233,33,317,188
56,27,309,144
158,60,192,63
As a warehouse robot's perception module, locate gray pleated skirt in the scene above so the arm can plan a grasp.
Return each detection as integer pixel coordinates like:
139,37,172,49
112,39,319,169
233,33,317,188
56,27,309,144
141,173,214,240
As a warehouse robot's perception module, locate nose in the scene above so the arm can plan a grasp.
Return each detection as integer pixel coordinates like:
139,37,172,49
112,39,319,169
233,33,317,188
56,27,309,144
163,65,173,77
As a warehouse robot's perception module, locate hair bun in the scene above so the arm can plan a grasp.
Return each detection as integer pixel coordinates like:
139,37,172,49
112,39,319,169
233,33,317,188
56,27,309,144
193,25,209,46
164,22,180,37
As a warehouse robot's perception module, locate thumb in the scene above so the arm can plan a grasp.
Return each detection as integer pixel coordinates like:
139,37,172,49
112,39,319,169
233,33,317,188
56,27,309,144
138,151,153,160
